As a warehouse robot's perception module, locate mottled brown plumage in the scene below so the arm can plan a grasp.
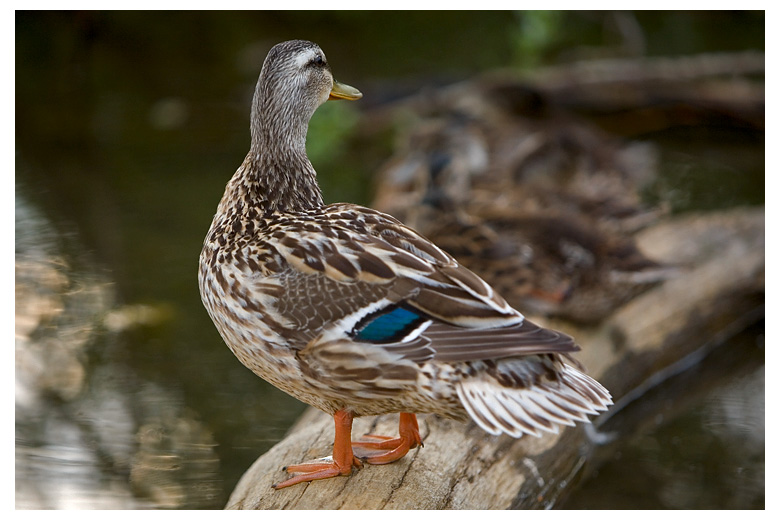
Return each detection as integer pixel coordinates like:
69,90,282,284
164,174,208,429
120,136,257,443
198,40,611,489
372,106,672,323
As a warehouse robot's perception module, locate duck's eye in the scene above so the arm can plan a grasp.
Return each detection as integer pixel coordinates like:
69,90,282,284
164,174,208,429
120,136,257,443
309,54,325,68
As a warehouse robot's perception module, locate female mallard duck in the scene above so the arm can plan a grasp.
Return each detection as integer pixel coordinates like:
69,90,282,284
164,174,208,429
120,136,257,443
373,112,670,323
198,40,612,489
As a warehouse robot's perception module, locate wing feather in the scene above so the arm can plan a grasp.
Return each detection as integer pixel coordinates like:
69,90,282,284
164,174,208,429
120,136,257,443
252,203,577,364
381,319,579,363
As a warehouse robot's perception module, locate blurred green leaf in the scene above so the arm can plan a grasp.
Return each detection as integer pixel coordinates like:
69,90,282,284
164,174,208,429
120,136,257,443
307,101,360,167
511,10,566,68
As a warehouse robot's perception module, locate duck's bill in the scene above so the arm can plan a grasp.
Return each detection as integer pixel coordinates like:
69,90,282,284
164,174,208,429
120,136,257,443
329,80,362,101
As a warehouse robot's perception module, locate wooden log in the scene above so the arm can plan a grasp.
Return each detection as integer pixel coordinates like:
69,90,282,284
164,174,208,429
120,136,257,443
225,206,764,509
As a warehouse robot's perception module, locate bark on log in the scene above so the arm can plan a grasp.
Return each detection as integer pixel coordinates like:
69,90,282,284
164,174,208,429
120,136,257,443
225,206,764,510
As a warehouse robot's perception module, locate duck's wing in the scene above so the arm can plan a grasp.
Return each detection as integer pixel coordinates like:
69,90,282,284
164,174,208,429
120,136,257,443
264,205,609,434
259,203,577,363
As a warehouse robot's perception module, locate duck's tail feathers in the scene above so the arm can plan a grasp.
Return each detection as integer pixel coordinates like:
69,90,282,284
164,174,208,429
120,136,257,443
456,362,612,438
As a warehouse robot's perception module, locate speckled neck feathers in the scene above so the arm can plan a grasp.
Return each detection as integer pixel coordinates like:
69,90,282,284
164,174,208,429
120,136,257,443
226,40,329,215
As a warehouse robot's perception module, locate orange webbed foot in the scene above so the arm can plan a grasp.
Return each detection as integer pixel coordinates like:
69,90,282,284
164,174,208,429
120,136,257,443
352,413,423,465
272,409,362,490
271,411,423,489
273,455,363,489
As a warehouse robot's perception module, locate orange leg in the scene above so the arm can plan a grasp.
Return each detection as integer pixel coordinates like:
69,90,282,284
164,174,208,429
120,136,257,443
352,413,423,464
272,409,363,489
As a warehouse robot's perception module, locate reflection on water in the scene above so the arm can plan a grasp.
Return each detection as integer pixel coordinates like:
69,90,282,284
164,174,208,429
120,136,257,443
15,191,108,404
15,191,222,509
564,325,764,509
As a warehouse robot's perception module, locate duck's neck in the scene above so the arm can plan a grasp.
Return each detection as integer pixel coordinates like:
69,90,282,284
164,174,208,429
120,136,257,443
226,99,324,215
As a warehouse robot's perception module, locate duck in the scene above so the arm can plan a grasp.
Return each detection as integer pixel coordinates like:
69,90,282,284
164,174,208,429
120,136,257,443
372,106,670,323
198,40,612,490
372,79,664,234
404,205,667,323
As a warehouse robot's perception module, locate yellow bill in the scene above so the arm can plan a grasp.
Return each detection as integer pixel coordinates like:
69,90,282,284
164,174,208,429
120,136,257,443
329,80,362,101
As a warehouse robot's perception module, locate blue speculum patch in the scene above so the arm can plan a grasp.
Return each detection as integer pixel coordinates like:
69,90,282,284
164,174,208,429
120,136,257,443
353,306,427,343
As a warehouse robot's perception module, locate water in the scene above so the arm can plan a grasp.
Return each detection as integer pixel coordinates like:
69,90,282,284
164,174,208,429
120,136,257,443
15,12,764,509
564,323,765,509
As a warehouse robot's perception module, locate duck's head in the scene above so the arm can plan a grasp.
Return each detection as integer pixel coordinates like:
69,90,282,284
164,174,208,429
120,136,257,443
251,40,361,150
